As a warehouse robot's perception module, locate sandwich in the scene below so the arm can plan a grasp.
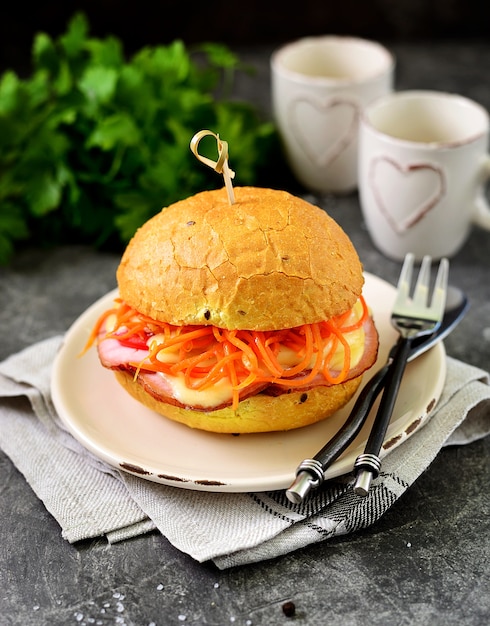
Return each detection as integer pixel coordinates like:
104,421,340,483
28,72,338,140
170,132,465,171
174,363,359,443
85,186,379,433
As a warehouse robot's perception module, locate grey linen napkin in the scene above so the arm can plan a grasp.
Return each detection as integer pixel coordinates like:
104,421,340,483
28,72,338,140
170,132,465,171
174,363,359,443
0,336,489,569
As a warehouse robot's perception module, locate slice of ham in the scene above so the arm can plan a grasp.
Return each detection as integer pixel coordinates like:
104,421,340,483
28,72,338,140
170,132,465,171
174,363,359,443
97,337,149,369
97,316,379,412
136,371,270,411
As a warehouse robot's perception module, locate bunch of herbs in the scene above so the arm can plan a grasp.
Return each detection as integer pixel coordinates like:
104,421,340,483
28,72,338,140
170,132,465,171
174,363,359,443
0,13,277,264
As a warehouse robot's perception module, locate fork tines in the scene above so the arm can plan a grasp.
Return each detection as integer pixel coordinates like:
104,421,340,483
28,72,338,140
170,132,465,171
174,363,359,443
394,253,449,325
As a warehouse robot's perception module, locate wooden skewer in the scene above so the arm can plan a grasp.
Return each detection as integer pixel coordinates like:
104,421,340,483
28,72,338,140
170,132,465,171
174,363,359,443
190,130,236,205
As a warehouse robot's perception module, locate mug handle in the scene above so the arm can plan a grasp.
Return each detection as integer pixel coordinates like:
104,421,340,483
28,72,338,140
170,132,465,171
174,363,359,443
473,155,490,230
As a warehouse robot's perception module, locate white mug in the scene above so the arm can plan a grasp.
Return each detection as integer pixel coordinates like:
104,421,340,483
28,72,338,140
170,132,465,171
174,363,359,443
358,90,490,260
271,36,394,194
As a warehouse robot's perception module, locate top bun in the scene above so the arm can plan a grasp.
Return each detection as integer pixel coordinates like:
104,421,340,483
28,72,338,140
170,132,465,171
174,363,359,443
117,187,363,331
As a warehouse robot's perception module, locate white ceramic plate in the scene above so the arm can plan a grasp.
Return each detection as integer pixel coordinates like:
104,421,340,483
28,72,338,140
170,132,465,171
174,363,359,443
51,272,446,493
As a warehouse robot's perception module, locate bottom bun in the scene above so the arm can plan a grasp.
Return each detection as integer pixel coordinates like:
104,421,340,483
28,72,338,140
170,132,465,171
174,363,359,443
114,370,363,433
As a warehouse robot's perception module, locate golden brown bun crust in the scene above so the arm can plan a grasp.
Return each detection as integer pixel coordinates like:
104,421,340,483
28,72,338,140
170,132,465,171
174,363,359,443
117,187,363,331
114,369,362,433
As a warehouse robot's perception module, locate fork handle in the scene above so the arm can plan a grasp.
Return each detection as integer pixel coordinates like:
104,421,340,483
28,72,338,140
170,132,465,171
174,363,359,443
353,337,413,492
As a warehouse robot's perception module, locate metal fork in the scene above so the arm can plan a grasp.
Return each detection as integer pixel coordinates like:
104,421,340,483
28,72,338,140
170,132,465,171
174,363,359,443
353,253,449,496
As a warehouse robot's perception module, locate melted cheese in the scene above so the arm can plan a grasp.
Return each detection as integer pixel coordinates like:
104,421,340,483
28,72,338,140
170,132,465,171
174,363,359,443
162,372,235,409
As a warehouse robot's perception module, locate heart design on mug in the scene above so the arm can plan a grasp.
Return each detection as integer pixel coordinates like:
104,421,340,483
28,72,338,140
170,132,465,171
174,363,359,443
369,156,447,233
288,97,359,167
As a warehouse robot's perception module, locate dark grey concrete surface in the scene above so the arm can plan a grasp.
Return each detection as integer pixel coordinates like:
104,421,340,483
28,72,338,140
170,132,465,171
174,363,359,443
1,42,489,626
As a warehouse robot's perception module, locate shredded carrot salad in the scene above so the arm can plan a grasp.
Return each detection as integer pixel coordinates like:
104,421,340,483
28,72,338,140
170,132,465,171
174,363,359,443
85,296,369,409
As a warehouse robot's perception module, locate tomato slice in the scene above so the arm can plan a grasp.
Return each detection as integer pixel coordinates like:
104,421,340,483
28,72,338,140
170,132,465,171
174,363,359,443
116,335,149,350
